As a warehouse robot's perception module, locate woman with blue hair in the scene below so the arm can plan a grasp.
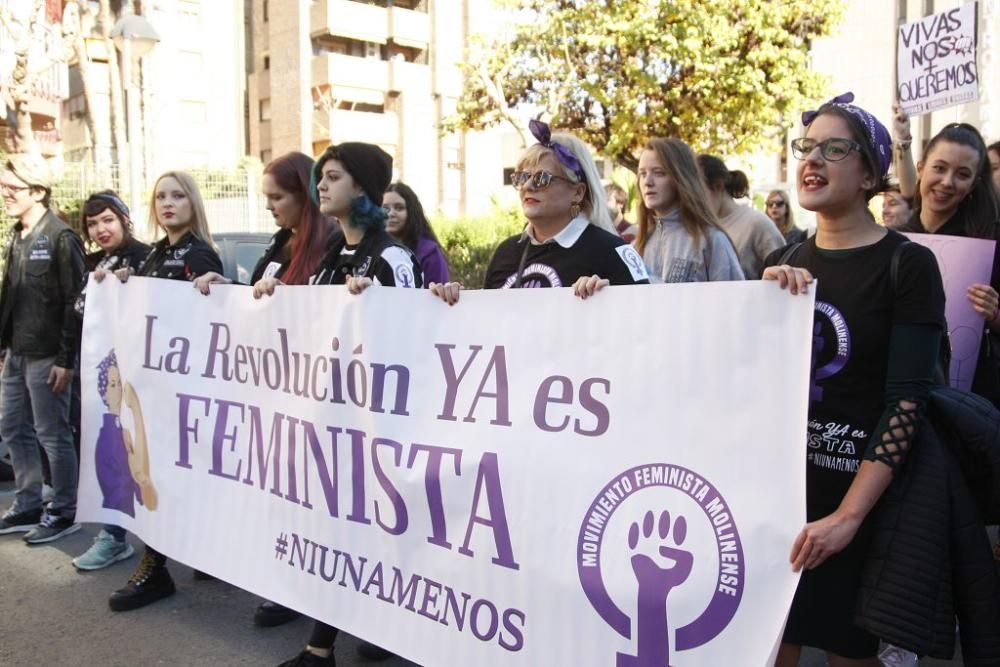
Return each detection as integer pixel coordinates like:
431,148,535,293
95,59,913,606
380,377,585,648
275,142,420,667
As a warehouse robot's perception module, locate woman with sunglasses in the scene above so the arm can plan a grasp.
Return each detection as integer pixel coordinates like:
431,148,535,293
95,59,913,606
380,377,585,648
430,120,647,305
892,112,1000,406
763,93,946,665
634,138,743,283
766,189,807,244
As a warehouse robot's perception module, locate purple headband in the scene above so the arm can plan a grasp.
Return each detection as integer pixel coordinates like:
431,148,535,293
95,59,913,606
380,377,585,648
801,92,892,181
528,119,585,181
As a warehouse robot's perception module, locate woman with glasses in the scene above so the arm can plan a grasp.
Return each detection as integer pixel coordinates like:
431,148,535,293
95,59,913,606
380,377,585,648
766,189,807,244
698,154,784,279
763,92,946,666
891,112,1000,406
383,182,449,285
430,120,647,305
634,138,743,283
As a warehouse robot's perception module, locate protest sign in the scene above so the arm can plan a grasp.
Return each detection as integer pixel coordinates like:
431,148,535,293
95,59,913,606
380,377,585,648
78,278,813,666
897,2,978,115
905,233,996,391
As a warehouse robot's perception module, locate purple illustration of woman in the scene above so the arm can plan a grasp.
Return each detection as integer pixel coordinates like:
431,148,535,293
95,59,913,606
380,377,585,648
95,350,157,516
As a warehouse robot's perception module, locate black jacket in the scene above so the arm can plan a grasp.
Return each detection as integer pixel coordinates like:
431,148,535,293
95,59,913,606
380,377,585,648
856,387,1000,664
309,226,421,288
138,231,222,281
0,210,85,367
75,237,153,320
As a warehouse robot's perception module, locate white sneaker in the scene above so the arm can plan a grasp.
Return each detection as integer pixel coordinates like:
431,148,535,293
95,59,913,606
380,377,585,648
72,530,135,570
879,645,918,667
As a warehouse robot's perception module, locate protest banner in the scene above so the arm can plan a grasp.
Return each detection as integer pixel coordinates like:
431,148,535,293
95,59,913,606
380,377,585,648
78,278,813,666
897,2,979,116
905,233,996,391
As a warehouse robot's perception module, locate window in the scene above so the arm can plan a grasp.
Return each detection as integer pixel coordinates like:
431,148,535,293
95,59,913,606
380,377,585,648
263,0,269,22
180,100,207,124
259,98,271,121
261,149,273,163
263,55,270,70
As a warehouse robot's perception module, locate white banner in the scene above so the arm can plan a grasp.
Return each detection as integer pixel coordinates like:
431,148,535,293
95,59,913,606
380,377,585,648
79,278,813,666
897,2,979,116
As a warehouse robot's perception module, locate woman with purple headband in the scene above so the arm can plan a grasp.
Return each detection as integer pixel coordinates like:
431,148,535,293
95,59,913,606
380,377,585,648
70,191,151,571
763,93,946,665
430,120,647,305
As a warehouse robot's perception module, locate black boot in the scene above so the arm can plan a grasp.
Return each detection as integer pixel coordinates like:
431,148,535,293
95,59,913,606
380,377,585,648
109,547,176,611
254,600,302,627
356,641,394,661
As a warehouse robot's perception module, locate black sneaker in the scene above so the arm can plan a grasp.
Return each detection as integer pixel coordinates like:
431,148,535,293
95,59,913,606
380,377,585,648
0,507,42,534
108,551,176,611
356,641,394,661
277,650,335,667
254,600,302,627
22,511,81,544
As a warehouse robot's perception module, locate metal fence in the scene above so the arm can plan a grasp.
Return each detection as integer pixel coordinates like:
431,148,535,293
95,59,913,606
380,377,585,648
45,162,272,239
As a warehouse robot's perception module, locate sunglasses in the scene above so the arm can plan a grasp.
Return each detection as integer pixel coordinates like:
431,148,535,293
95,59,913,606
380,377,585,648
511,170,574,191
790,137,863,162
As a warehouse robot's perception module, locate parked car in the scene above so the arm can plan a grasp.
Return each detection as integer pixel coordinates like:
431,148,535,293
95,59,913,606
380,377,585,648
215,232,272,284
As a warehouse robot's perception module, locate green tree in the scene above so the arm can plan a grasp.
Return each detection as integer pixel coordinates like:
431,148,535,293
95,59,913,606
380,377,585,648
447,0,843,170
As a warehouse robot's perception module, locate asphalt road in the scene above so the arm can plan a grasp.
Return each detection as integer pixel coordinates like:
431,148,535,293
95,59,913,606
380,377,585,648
0,483,964,667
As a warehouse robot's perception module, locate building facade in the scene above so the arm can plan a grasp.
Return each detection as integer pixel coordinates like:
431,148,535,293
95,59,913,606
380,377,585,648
62,0,246,180
247,0,508,217
0,0,68,157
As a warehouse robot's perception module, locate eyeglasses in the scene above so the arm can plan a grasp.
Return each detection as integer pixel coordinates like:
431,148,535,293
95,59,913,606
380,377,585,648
510,170,573,191
766,200,786,208
790,137,863,162
0,183,31,196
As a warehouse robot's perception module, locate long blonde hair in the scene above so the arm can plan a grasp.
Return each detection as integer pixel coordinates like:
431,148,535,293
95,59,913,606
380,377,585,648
516,132,615,234
148,171,213,245
636,138,722,256
766,189,795,235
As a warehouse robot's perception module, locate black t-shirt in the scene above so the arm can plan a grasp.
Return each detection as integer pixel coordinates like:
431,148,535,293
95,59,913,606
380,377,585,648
250,228,293,284
138,231,222,281
310,227,421,288
764,231,945,517
483,223,649,289
76,237,153,319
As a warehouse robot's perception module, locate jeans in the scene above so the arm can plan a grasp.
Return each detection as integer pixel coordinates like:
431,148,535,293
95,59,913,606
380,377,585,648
0,352,77,517
105,524,126,541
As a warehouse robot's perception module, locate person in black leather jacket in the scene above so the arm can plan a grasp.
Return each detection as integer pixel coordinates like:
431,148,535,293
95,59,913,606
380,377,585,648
0,154,85,544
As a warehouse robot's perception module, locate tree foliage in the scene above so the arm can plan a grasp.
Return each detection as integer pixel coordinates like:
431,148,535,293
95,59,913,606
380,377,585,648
447,0,844,170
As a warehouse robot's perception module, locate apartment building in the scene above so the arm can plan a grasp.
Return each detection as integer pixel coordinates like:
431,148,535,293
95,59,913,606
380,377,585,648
248,0,507,217
62,0,246,178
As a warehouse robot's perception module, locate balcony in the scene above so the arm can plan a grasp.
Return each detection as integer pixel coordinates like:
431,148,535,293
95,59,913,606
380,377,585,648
311,0,388,44
390,7,430,49
315,108,398,147
312,53,389,92
388,59,431,94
